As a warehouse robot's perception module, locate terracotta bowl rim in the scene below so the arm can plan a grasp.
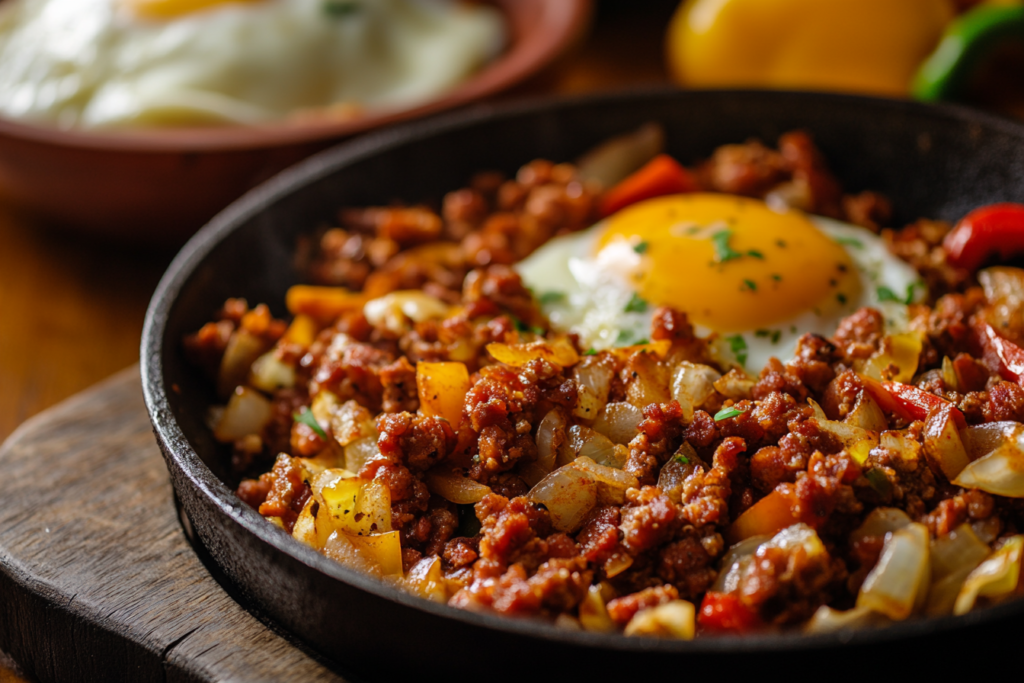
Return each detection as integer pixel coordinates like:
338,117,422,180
0,0,591,153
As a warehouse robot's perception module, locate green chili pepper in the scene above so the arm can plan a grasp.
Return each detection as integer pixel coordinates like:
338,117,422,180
913,5,1024,102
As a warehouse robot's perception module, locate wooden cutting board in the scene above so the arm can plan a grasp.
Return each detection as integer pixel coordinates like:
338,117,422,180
0,366,355,683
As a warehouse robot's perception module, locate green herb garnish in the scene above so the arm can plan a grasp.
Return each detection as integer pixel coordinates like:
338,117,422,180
633,241,649,254
714,406,746,421
323,0,361,17
625,292,649,313
742,279,758,292
835,236,864,249
725,333,748,367
584,348,598,356
294,407,327,440
837,293,848,305
538,291,566,305
771,274,782,282
877,282,921,305
711,229,744,263
674,453,691,465
746,249,764,259
865,468,893,498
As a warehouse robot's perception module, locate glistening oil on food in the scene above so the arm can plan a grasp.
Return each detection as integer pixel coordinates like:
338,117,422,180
184,126,1024,639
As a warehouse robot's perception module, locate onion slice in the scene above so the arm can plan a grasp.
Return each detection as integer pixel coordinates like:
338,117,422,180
954,535,1023,615
856,522,930,621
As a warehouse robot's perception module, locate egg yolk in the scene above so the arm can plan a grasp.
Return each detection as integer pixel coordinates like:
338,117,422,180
597,194,860,333
123,0,262,19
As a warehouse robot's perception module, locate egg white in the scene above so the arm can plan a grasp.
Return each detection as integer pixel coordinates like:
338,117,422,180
516,213,924,373
0,0,504,128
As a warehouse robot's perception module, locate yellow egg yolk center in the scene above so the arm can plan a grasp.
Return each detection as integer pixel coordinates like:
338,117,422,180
123,0,263,19
597,194,860,333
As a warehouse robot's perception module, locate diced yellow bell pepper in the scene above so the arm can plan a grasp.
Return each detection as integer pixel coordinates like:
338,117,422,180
285,285,366,323
123,0,262,19
417,362,470,425
320,477,392,536
666,0,954,96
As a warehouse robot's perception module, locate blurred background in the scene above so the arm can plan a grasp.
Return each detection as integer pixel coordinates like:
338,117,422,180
3,0,1024,679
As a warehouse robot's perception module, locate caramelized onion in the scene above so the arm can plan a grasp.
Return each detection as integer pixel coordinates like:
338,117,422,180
857,522,930,621
592,402,643,445
425,467,492,505
671,361,721,422
954,535,1023,615
570,456,639,505
624,601,695,640
528,466,598,533
213,386,272,442
925,523,991,616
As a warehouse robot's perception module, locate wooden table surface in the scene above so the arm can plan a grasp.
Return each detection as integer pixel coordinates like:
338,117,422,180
0,2,674,680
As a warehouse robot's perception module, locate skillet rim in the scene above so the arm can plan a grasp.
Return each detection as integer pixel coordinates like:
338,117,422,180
141,86,1024,656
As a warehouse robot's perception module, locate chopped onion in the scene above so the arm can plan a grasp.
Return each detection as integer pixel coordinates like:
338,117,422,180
671,361,721,422
592,402,644,445
570,456,639,505
425,467,492,504
323,530,384,578
962,421,1024,460
575,121,664,188
850,507,913,542
845,391,889,432
656,443,700,504
344,434,381,473
624,601,695,640
554,614,583,630
559,425,624,469
713,368,754,400
604,553,634,578
712,534,770,593
625,351,672,408
363,290,449,334
805,605,888,633
528,465,598,532
978,266,1024,335
808,412,878,452
923,403,971,481
213,386,273,442
574,360,614,420
880,430,923,463
579,584,616,633
248,351,295,393
954,535,1023,615
856,522,930,621
345,531,404,576
925,523,991,616
404,556,448,603
217,329,267,398
954,426,1024,497
535,408,567,473
330,399,377,448
320,476,392,536
292,498,318,548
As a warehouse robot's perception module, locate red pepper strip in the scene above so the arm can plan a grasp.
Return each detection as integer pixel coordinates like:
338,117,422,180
698,592,761,634
973,321,1024,385
943,203,1024,271
861,376,966,429
599,154,698,217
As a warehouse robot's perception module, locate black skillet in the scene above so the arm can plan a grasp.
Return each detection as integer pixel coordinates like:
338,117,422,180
141,90,1024,681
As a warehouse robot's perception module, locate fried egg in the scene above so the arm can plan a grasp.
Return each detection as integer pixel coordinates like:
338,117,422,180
516,193,924,372
0,0,504,128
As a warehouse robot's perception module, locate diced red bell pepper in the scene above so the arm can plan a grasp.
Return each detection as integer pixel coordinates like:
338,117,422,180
698,592,761,634
943,203,1024,271
972,321,1024,385
599,154,698,217
861,376,965,429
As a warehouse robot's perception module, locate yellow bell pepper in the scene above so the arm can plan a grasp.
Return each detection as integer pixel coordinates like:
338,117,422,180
666,0,955,96
124,0,263,19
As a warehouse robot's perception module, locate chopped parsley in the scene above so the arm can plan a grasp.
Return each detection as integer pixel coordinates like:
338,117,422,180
711,229,744,263
714,406,746,421
877,282,920,305
756,329,781,344
625,292,649,313
633,241,649,254
674,453,691,465
771,274,782,282
865,468,893,498
837,293,848,305
835,236,864,249
538,291,566,305
742,279,758,292
584,348,598,356
294,407,327,440
746,249,764,260
615,329,636,346
633,339,650,346
725,334,748,367
323,0,361,17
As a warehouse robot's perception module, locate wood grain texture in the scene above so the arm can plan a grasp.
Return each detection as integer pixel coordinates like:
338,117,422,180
0,366,351,683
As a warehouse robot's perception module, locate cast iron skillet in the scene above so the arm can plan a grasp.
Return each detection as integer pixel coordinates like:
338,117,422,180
142,90,1024,681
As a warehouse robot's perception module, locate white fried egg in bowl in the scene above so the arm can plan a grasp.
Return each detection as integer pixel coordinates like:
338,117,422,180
0,0,505,128
516,193,925,373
